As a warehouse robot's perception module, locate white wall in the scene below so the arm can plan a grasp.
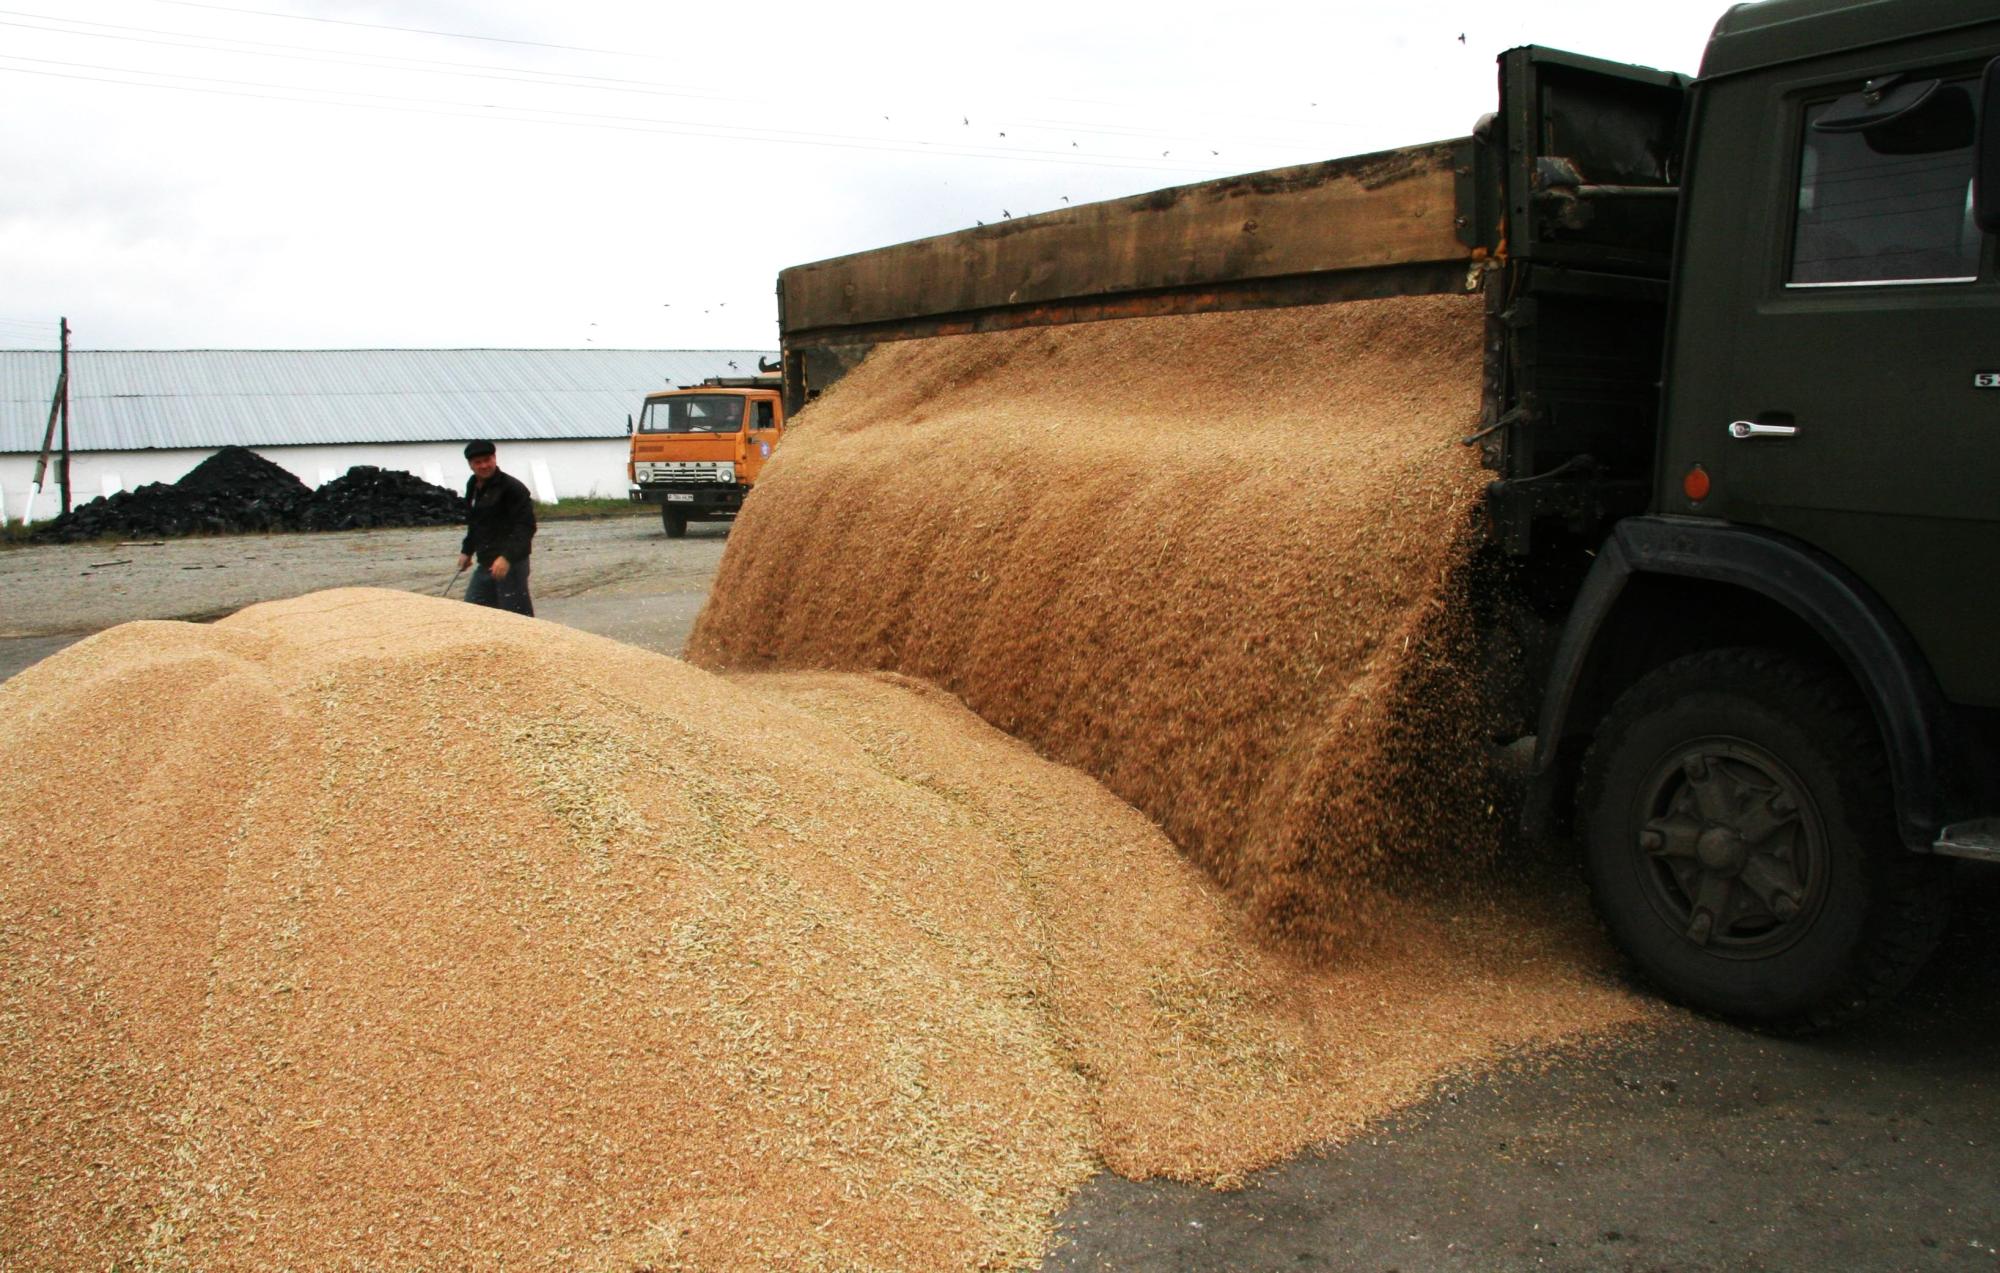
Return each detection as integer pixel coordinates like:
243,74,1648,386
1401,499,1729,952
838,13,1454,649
0,438,634,523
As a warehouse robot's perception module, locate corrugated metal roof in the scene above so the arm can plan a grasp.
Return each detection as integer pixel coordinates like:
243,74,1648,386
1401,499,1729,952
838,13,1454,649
0,349,777,453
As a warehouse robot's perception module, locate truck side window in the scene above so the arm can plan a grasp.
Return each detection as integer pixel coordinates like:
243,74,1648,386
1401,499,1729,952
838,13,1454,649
755,401,774,430
1789,76,1982,286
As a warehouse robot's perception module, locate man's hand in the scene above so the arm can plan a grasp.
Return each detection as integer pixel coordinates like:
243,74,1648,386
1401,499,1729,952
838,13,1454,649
491,556,511,580
457,553,471,571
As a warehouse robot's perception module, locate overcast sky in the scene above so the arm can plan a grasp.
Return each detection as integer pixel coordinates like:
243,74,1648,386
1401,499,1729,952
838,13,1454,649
0,0,1728,353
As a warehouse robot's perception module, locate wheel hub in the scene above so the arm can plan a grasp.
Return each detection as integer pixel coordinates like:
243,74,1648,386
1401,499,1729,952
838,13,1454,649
1695,825,1749,874
1635,741,1818,952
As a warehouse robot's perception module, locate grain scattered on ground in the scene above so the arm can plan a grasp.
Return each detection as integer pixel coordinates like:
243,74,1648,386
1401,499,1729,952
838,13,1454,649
0,590,1648,1270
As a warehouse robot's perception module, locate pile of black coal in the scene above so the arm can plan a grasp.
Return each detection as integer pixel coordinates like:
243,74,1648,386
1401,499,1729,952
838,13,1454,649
174,445,313,510
31,447,311,542
28,480,283,541
31,447,467,543
298,466,462,531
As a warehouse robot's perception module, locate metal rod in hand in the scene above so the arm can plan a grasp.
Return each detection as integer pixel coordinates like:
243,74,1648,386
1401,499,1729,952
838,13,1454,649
441,565,466,597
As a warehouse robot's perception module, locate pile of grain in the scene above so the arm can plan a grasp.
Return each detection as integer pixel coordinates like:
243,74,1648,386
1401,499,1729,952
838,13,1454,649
0,590,1644,1269
690,295,1497,948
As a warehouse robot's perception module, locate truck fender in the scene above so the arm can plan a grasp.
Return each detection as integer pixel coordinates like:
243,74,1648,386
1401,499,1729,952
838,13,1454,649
1525,516,1956,851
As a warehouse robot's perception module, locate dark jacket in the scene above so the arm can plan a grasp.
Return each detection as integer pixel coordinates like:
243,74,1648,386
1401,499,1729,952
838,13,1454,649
461,469,536,566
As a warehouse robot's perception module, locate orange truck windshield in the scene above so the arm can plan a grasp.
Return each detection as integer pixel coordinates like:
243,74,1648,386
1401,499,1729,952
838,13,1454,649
639,394,745,434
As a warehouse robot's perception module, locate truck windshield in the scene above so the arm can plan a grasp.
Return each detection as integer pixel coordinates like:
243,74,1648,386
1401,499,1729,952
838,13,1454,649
639,395,744,433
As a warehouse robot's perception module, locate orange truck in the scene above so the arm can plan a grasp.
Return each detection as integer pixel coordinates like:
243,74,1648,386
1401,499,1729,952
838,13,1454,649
625,371,786,537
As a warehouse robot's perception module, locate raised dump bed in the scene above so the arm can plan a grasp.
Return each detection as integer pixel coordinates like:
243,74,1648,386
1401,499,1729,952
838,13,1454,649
777,140,1486,409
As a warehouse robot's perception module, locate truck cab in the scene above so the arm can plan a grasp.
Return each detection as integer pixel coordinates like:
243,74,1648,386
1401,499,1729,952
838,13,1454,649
627,373,786,537
1497,0,2000,1029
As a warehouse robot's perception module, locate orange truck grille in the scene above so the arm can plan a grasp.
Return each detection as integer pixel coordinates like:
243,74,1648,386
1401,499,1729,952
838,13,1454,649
635,461,736,484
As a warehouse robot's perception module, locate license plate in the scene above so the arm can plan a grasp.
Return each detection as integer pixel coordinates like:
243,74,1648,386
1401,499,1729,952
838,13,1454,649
665,493,695,503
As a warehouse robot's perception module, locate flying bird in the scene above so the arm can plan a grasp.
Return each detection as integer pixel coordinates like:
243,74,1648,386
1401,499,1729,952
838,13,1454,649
962,116,968,125
728,360,738,369
1457,32,1466,42
1001,210,1011,219
1060,195,1070,203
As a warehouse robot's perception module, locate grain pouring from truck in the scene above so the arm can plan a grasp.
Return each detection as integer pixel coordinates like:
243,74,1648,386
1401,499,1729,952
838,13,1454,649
739,0,2000,1031
627,363,786,537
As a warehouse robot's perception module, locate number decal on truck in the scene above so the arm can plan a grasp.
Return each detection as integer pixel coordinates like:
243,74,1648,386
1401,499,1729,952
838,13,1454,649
1975,373,2000,389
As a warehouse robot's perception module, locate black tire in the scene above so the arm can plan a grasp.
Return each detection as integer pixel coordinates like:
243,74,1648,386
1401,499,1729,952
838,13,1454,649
662,507,687,538
1578,648,1948,1032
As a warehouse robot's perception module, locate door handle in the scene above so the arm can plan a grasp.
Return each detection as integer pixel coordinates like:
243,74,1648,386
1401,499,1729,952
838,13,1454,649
1728,420,1799,440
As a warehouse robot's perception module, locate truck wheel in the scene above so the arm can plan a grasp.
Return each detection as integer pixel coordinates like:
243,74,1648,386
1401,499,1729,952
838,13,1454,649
1578,648,1948,1032
662,508,687,538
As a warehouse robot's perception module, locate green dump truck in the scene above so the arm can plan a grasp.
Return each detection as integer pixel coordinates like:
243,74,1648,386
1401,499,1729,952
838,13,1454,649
771,0,2000,1030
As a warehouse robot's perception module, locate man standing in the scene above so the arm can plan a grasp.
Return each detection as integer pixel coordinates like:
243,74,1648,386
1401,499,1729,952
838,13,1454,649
457,439,536,616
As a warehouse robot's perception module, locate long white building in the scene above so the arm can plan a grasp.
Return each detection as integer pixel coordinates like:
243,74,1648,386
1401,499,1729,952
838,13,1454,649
0,348,775,521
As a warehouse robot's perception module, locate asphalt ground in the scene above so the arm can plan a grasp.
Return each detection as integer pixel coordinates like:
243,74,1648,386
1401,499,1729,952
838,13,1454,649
0,512,727,681
1044,878,2000,1271
5,512,1995,1271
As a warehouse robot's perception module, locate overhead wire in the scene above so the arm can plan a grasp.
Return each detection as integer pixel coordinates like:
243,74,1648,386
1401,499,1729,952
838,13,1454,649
152,0,651,59
0,9,755,106
146,0,1383,133
0,6,1339,151
0,53,1233,175
145,0,1374,132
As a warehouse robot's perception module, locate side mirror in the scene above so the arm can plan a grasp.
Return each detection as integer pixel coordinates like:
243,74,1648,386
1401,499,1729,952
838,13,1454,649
1816,75,1977,156
626,412,635,435
1815,75,1935,134
1978,57,2000,233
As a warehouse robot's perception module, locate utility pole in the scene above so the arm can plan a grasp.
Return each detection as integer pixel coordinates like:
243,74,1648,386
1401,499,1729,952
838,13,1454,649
23,318,67,528
57,318,71,514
